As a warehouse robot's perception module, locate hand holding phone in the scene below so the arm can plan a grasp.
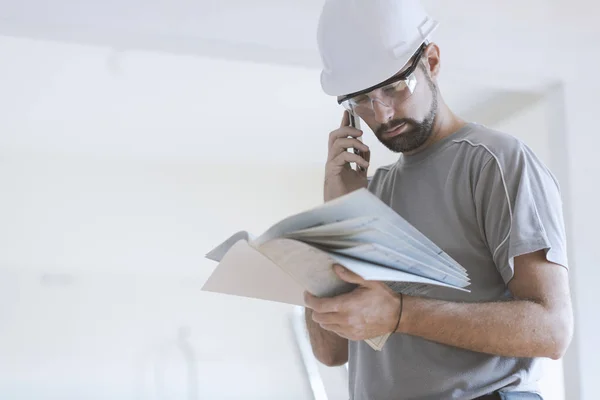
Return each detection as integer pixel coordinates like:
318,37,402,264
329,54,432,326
348,111,366,172
324,111,371,202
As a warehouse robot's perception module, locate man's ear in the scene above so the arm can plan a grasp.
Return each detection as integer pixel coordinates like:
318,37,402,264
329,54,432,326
424,43,441,80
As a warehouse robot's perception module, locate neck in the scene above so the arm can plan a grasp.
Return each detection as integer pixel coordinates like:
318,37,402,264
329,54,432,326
403,99,466,156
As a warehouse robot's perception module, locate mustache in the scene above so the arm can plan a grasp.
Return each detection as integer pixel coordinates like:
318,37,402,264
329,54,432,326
376,118,416,137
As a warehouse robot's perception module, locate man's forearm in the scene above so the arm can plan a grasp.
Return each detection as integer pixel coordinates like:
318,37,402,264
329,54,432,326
305,308,348,366
399,296,572,360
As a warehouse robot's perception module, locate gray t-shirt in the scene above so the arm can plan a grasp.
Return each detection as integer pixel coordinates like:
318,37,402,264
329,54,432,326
349,122,568,400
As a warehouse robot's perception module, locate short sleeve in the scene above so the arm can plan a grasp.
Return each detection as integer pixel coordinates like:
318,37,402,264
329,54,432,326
474,144,568,284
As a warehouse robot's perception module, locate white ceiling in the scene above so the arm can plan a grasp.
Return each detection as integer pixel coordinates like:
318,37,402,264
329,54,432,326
0,0,593,164
0,0,589,83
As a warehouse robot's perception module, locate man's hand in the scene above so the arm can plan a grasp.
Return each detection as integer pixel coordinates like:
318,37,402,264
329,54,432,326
304,264,401,341
324,111,371,202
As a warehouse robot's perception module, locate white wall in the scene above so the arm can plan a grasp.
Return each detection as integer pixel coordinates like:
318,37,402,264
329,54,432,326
491,96,564,400
0,153,327,399
563,77,598,400
0,31,588,399
0,36,351,399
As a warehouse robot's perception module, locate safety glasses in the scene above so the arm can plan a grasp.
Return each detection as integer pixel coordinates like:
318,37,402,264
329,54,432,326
337,43,427,114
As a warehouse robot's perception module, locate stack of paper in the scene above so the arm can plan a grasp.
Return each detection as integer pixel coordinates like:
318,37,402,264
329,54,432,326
203,188,469,351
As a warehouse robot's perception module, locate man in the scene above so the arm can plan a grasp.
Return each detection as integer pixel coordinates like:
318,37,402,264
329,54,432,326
303,1,574,399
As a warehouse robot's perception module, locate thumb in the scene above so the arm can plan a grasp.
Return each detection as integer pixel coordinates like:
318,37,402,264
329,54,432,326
333,264,371,286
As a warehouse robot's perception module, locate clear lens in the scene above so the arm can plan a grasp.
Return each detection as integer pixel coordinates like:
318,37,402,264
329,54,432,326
342,73,418,114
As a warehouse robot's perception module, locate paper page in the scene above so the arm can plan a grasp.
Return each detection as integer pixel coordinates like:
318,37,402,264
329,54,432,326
257,238,357,299
201,239,306,306
301,236,463,280
298,230,467,283
285,216,379,238
331,244,469,288
366,334,390,351
352,211,466,273
367,218,467,273
301,218,465,274
327,253,469,292
253,189,465,273
251,189,408,245
205,231,253,262
312,239,468,286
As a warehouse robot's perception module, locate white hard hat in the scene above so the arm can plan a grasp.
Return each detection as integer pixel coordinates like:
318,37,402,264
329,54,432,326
317,0,439,97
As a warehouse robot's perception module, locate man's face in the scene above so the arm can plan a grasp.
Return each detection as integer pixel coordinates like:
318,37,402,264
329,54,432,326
359,60,439,154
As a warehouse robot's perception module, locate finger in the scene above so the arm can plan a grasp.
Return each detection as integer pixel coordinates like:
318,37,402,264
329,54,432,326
330,127,363,140
327,152,370,176
333,264,369,285
319,323,344,334
357,148,371,176
341,110,350,128
303,291,319,309
304,291,344,313
328,138,370,161
337,265,389,293
306,295,345,314
328,127,363,149
335,265,383,291
333,137,370,153
329,151,370,171
311,311,344,325
361,147,371,164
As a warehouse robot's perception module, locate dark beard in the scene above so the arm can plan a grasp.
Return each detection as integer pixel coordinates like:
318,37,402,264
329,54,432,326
375,75,438,153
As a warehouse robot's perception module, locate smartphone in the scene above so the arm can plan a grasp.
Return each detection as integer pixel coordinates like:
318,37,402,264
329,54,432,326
348,111,366,172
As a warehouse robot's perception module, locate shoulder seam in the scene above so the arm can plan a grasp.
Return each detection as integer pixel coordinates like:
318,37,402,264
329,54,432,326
378,164,395,171
452,138,513,260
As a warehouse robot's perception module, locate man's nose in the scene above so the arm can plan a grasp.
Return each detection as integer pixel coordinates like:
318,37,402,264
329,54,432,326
372,99,394,124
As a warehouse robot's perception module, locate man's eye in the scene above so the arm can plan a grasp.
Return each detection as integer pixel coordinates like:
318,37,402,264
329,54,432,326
382,85,397,95
389,81,408,92
353,95,370,104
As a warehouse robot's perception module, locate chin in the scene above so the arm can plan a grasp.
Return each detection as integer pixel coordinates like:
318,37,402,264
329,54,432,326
388,135,428,153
